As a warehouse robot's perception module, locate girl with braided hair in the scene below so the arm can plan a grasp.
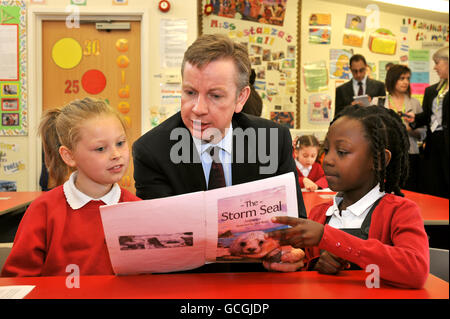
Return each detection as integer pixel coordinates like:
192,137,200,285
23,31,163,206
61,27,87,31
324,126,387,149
265,105,429,288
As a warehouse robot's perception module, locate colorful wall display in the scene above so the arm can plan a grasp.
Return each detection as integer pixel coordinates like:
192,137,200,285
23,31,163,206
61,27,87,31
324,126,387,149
0,0,26,135
206,0,288,27
308,13,331,45
202,0,299,126
329,48,353,79
342,13,365,47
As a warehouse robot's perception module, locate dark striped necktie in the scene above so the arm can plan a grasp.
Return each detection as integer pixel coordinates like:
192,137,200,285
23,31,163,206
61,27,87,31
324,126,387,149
207,146,226,190
358,82,363,96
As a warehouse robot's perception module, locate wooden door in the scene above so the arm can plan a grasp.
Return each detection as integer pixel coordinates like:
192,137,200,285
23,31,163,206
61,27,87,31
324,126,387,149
42,20,141,194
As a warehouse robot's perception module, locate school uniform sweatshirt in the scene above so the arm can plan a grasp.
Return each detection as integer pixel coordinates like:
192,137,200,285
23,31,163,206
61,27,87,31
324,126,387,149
304,194,430,289
296,162,328,189
1,185,140,277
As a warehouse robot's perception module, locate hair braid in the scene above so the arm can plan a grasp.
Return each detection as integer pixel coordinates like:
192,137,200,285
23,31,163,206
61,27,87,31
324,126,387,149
332,105,410,196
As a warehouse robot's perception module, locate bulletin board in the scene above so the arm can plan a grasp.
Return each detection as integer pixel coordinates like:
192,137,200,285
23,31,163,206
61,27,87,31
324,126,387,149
299,1,449,133
200,0,300,129
0,0,26,136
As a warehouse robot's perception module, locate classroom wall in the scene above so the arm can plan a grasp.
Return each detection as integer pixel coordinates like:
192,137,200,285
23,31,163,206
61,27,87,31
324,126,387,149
1,0,448,191
0,0,198,191
293,0,448,140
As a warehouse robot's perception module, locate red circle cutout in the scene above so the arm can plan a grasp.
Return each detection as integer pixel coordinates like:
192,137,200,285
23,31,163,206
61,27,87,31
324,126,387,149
81,69,107,95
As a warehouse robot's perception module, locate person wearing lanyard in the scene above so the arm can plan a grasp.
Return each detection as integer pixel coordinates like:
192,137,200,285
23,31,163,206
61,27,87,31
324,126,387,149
406,46,449,198
372,64,426,192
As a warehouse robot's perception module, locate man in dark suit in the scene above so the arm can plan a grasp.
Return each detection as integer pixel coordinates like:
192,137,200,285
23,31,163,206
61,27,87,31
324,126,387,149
133,34,306,273
334,54,386,118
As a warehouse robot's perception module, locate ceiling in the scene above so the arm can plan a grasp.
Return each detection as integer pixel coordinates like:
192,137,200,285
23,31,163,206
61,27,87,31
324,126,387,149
320,0,449,23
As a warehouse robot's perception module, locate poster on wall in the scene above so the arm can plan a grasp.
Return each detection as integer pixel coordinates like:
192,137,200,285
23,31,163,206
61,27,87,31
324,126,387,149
409,49,430,103
307,93,332,124
302,61,328,92
329,49,353,79
0,141,26,191
209,0,287,26
342,14,365,47
308,13,331,44
202,0,298,127
0,0,26,136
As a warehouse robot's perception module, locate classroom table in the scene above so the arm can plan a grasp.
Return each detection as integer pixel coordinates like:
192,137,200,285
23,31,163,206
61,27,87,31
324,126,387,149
301,190,449,225
0,192,43,216
0,271,447,299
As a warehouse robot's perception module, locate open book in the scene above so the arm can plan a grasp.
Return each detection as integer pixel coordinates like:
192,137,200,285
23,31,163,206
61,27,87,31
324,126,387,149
99,172,298,275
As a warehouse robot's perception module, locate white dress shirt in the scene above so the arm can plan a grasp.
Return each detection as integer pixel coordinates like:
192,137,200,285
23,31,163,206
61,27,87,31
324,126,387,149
63,171,122,210
295,160,312,177
325,184,385,229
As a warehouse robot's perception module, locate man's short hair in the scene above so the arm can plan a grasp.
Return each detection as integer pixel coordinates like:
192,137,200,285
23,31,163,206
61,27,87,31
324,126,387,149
181,34,251,92
349,54,367,68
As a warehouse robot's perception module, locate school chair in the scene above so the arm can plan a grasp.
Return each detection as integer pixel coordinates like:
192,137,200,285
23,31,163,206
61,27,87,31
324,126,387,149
429,247,449,282
0,243,13,273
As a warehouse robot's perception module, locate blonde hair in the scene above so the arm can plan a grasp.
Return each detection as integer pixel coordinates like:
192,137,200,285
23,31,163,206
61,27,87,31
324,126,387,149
432,46,449,63
39,97,128,187
432,46,449,89
181,34,251,92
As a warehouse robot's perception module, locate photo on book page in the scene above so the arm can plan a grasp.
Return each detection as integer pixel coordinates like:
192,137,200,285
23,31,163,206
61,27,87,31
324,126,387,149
216,185,288,262
119,232,193,250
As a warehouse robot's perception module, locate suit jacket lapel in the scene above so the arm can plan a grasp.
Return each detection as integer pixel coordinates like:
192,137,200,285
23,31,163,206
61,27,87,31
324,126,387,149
345,81,355,100
171,118,207,191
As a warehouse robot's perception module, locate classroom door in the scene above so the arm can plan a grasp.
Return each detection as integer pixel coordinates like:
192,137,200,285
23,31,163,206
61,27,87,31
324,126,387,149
42,20,141,194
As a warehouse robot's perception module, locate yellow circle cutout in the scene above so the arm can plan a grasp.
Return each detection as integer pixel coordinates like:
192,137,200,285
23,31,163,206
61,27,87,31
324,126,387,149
52,38,83,69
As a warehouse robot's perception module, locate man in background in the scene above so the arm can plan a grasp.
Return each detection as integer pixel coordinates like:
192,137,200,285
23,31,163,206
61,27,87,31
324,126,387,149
334,54,386,117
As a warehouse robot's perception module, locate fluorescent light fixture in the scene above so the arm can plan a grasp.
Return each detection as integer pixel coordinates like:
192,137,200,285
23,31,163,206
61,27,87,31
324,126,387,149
373,0,449,13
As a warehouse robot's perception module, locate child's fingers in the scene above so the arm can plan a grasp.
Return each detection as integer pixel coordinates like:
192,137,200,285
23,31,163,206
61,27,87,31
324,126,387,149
270,216,302,226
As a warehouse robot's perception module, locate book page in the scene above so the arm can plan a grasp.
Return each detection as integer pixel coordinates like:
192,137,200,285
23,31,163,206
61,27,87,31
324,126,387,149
204,173,298,262
100,191,206,274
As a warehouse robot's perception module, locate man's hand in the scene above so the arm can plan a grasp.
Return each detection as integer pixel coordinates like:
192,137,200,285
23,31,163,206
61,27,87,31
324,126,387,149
262,246,305,272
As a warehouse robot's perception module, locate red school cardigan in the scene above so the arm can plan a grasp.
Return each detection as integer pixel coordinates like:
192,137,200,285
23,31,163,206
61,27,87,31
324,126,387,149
1,186,141,277
304,194,429,289
297,162,328,189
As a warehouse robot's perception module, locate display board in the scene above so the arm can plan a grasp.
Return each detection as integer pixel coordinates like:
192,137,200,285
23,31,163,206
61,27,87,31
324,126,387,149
201,0,300,129
0,0,26,136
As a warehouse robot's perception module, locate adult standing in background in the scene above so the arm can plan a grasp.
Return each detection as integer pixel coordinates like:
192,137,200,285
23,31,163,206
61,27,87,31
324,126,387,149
334,54,386,118
372,64,426,192
406,46,449,198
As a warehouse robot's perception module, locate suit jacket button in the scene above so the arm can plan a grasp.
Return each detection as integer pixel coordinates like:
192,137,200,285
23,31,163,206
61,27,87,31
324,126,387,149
336,242,341,248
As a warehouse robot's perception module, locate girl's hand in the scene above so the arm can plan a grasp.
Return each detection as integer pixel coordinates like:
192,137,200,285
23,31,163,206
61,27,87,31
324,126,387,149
303,178,318,191
265,216,324,247
314,250,350,275
262,246,305,272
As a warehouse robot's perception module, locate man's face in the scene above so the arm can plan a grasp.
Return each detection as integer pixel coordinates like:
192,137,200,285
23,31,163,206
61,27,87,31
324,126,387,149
181,59,250,142
350,60,367,82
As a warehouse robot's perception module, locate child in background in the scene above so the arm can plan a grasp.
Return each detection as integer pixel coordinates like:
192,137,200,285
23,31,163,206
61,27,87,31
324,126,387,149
266,106,429,288
294,135,328,191
1,97,141,277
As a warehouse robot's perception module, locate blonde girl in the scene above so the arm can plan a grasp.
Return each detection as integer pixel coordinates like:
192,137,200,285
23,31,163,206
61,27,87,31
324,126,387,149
1,97,140,277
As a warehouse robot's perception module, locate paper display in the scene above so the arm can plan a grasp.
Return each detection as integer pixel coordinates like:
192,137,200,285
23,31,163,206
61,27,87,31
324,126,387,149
100,173,298,274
